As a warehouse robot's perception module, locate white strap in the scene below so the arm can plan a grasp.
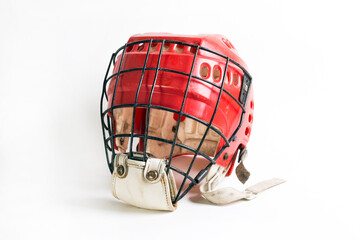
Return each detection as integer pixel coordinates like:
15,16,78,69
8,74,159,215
200,178,285,205
112,154,178,211
200,164,285,205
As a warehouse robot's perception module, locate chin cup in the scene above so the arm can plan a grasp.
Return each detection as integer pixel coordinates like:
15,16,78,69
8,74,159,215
112,153,178,211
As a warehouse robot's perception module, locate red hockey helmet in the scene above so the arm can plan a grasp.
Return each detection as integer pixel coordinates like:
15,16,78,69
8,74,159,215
100,33,255,210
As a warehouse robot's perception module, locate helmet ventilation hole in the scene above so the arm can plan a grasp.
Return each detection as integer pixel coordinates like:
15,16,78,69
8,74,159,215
248,114,253,123
175,44,184,53
137,43,145,52
126,45,133,52
233,73,238,86
150,42,158,52
162,42,171,52
200,63,210,79
245,127,251,136
213,65,221,82
250,100,254,109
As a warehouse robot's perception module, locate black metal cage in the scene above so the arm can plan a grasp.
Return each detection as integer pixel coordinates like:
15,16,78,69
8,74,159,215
100,39,252,203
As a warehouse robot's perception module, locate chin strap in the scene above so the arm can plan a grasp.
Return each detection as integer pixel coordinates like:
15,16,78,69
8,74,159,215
200,148,285,205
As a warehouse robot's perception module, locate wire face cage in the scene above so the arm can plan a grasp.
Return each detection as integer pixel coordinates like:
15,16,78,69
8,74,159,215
100,37,252,203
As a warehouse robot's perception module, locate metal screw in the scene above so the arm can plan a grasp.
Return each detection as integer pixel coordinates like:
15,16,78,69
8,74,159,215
223,153,229,160
232,136,237,141
146,170,158,181
117,165,125,176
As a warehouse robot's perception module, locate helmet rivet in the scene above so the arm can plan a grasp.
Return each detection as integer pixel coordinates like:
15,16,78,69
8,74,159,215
117,165,125,176
223,153,229,160
146,170,158,181
232,136,237,141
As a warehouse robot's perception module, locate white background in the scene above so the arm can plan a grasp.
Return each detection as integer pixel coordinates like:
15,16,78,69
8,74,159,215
1,0,360,239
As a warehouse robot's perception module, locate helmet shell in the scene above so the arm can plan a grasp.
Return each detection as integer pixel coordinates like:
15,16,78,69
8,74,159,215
107,33,254,173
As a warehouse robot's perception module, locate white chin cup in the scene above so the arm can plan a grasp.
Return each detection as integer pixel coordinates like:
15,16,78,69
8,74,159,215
111,153,178,211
